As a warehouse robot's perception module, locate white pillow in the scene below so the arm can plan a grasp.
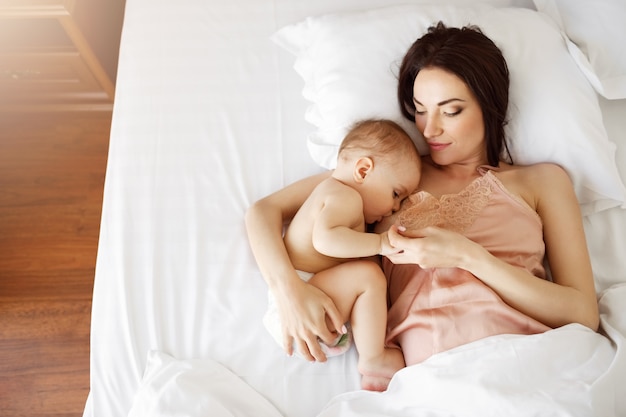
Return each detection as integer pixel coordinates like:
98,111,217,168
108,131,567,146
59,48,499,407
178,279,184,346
534,0,626,100
128,350,283,417
272,4,626,215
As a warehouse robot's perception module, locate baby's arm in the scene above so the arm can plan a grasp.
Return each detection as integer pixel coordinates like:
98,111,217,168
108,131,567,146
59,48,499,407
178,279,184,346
312,189,394,258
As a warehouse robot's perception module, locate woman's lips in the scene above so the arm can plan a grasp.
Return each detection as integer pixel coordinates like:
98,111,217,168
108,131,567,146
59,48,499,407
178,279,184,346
428,142,450,152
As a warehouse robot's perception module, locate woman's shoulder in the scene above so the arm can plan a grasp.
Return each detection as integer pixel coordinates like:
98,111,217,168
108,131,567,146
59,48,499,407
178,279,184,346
494,162,573,210
499,162,570,184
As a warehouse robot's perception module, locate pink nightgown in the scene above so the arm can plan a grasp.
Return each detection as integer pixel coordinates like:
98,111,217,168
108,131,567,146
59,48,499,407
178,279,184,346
383,166,551,366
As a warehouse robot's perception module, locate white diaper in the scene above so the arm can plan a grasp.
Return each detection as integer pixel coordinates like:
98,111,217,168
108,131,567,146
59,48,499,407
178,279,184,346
263,270,352,358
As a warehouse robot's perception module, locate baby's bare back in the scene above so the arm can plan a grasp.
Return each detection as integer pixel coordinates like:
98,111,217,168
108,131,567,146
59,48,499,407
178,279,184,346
284,178,363,273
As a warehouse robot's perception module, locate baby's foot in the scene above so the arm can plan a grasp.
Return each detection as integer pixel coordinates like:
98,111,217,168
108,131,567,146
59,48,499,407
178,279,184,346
361,374,391,392
357,347,404,391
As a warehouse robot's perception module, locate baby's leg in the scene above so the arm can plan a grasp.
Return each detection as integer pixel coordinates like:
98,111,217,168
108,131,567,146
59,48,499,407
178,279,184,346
309,260,405,391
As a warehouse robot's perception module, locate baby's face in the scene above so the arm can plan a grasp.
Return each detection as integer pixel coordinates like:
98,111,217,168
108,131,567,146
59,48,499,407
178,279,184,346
360,158,420,224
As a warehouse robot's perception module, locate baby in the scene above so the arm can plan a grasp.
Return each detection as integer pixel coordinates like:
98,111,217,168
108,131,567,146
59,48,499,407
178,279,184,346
263,119,421,390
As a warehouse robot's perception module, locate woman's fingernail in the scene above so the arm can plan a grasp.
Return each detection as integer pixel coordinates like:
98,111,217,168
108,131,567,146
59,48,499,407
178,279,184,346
398,225,406,232
341,325,348,334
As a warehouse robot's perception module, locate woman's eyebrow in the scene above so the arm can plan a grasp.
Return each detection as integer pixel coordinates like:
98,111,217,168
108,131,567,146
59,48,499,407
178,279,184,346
413,98,466,106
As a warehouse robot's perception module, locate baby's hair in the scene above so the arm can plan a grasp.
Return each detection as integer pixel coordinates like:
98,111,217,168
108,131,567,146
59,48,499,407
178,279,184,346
338,119,420,164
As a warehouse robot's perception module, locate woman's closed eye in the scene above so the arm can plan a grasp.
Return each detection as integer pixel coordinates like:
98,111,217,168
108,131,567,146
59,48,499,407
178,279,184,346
414,108,462,117
444,108,462,117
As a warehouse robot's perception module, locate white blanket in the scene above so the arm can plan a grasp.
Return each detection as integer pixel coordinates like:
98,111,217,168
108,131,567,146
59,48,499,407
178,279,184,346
320,329,611,416
318,285,626,417
127,286,625,417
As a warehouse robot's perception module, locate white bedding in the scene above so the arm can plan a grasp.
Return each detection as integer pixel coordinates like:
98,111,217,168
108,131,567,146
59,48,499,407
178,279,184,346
84,0,626,416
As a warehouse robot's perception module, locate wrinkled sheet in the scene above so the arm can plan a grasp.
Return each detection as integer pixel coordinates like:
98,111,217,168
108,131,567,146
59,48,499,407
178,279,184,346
127,351,284,417
118,287,626,417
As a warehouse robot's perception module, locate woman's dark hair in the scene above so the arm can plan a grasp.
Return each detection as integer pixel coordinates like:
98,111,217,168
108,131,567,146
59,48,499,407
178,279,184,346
397,22,512,165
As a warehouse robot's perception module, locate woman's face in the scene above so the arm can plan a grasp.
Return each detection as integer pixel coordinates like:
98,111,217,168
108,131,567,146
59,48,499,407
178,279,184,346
412,67,486,166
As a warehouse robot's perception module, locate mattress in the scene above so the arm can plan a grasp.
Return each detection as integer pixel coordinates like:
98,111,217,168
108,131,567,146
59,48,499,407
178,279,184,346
84,0,626,416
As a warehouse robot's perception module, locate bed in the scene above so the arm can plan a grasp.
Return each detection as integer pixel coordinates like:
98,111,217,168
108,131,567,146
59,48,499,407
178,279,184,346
84,0,626,416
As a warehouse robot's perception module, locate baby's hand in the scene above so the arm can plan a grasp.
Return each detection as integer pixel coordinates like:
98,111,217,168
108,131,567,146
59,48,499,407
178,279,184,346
379,231,403,256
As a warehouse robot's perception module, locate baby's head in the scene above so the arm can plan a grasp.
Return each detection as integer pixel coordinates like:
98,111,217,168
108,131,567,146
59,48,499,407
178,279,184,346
337,119,421,223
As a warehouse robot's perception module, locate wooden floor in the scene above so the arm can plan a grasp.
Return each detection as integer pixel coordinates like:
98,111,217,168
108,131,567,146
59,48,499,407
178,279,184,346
0,111,111,417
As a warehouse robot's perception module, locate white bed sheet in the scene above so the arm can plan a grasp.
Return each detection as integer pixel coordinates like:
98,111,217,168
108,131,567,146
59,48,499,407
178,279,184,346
84,0,626,416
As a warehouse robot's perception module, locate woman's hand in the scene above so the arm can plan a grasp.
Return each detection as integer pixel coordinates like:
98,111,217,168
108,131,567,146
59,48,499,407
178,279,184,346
274,277,344,362
244,171,339,361
385,224,481,269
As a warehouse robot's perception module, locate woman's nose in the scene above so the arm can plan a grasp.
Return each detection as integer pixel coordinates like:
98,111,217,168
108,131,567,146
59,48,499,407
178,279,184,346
422,114,442,138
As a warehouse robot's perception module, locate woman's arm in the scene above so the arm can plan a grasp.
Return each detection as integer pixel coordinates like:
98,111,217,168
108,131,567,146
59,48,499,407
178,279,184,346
387,164,599,330
245,171,345,361
528,164,599,329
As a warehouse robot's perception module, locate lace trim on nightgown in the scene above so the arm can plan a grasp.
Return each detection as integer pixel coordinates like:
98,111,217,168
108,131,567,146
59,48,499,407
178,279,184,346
396,172,493,234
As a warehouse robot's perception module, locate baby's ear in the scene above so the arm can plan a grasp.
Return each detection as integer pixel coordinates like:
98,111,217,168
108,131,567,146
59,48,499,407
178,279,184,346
353,157,373,183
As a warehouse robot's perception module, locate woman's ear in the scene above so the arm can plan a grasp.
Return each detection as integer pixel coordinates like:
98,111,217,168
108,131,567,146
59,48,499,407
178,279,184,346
353,157,373,184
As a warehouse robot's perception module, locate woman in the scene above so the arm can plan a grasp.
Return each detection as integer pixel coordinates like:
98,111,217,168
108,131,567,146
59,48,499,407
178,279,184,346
245,22,599,373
